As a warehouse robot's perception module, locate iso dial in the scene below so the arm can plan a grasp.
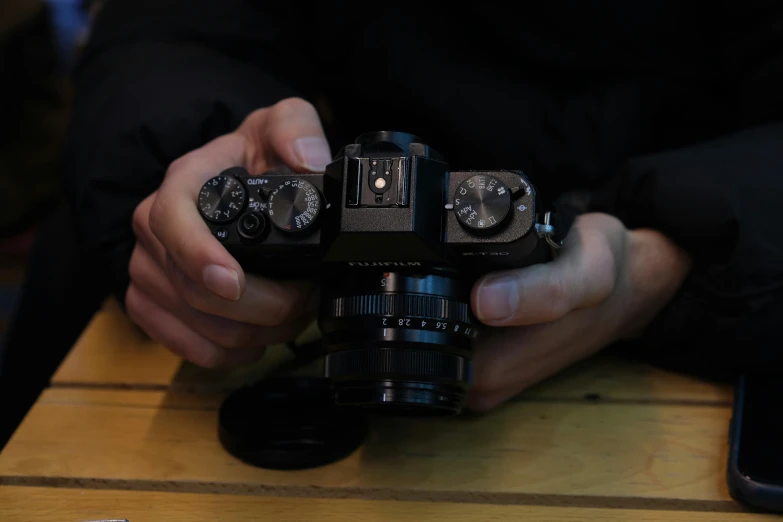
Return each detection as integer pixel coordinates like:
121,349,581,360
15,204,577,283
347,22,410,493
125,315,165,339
267,178,322,234
198,175,247,223
453,175,512,235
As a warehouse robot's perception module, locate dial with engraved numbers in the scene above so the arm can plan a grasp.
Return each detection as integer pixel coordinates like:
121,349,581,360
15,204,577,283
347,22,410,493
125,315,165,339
453,174,512,234
267,178,322,234
198,175,247,223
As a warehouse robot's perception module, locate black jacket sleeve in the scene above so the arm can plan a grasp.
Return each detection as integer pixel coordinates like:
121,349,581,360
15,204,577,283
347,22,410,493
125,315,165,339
593,2,783,377
62,0,304,302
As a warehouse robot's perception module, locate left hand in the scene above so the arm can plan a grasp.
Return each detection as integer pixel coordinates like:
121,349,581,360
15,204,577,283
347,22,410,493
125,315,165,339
466,212,692,411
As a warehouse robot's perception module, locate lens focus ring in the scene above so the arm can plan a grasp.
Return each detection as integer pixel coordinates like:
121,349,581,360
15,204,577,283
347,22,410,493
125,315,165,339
325,347,471,382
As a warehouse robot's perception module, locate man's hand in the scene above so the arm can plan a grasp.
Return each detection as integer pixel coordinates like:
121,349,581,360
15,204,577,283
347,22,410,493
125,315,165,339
467,212,692,411
126,98,332,368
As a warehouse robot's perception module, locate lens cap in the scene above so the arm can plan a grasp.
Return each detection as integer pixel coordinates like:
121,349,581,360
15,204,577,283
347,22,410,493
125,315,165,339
218,376,368,470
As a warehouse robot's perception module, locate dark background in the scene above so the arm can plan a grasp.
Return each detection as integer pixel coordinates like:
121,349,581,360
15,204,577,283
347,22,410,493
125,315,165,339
0,0,95,447
0,0,90,350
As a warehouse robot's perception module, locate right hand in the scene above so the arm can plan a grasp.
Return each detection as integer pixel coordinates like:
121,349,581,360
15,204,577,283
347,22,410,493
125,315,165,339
126,98,333,368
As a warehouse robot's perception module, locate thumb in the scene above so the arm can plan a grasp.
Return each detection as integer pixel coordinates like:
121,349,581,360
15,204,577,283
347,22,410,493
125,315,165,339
471,214,622,327
240,97,332,173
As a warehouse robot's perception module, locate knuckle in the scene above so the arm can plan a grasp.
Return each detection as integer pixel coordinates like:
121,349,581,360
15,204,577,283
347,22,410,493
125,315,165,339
168,232,193,260
245,279,303,327
131,203,148,240
471,361,504,398
544,272,569,303
599,213,626,236
147,195,167,237
166,260,209,312
207,318,256,349
264,296,296,327
267,98,320,149
236,131,262,171
242,107,270,128
177,278,209,312
191,347,228,369
273,96,316,117
165,154,191,177
595,257,617,300
584,235,619,304
236,108,269,165
125,285,144,326
128,246,144,284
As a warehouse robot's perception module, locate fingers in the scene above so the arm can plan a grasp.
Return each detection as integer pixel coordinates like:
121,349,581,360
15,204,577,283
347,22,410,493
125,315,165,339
127,97,329,368
464,215,636,411
129,242,314,351
467,226,694,411
240,97,332,173
148,98,330,303
471,213,626,327
167,257,319,326
149,133,249,301
465,306,610,412
126,284,267,369
134,189,317,326
132,194,167,263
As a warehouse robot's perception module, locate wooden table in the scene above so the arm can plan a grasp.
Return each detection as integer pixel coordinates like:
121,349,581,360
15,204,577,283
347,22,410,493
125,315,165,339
0,299,778,521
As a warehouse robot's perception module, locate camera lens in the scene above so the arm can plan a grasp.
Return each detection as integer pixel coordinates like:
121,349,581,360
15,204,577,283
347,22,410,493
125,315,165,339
318,270,480,416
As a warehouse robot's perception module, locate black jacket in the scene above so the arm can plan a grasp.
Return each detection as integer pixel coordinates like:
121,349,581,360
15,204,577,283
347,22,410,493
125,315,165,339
63,0,783,376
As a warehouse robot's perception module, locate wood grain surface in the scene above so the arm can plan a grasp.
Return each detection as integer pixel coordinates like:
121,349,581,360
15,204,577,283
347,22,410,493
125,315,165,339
0,387,737,511
51,299,181,388
5,298,749,519
1,486,778,522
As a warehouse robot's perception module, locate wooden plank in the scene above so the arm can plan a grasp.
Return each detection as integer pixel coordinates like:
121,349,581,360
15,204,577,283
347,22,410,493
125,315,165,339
50,298,322,390
523,355,732,404
51,299,182,388
0,486,777,522
0,388,737,510
168,320,324,393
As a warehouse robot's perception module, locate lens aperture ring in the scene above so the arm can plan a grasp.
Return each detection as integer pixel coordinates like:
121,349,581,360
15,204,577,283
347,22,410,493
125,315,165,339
326,294,473,324
321,317,478,345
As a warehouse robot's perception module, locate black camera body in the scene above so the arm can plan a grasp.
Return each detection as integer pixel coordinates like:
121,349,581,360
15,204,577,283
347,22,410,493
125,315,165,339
198,131,569,416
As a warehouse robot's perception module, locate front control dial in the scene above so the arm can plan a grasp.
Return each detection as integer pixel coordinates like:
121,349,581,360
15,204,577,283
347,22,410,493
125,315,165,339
453,175,511,234
267,178,322,234
198,175,247,223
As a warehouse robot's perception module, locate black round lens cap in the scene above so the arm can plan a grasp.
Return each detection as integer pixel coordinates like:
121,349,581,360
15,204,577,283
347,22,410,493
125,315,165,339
218,376,368,470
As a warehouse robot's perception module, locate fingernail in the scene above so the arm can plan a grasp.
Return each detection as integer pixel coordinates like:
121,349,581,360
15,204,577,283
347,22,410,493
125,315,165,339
476,275,519,322
293,136,332,171
203,265,241,301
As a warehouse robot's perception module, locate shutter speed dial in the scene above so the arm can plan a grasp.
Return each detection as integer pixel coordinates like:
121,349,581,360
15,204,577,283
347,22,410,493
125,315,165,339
453,175,512,235
267,178,322,234
198,175,247,223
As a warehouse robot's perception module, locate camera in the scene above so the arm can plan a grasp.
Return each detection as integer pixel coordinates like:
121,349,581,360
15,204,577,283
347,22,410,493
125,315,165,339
197,131,572,416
